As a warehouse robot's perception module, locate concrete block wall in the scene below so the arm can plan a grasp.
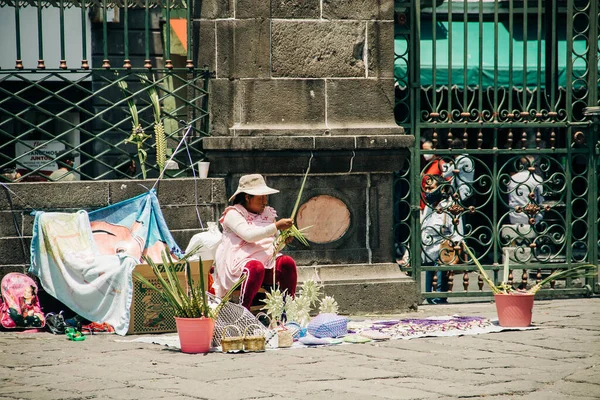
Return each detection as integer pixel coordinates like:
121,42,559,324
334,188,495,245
0,178,227,280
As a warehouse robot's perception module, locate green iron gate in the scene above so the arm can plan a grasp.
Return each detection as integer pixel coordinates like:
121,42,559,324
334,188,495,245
393,0,599,300
0,0,210,182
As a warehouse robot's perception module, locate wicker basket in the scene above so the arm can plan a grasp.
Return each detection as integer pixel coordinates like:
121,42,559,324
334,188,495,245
243,324,266,352
276,327,293,348
221,325,244,353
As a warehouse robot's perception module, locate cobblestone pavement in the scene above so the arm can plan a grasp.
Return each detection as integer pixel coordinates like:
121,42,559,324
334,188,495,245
0,298,599,400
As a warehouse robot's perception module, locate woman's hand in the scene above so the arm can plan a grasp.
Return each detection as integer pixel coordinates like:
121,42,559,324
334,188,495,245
285,236,294,245
275,218,294,231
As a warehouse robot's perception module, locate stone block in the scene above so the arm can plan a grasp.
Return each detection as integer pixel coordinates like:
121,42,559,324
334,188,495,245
271,0,320,19
326,79,397,126
216,20,235,78
298,263,420,313
237,0,270,18
216,19,270,79
161,205,217,230
322,0,394,20
234,80,325,126
354,135,412,149
211,179,228,204
272,21,366,78
367,21,395,78
171,229,204,250
108,178,214,206
156,178,215,206
194,20,217,72
0,238,31,265
208,79,234,136
108,181,155,204
0,212,20,237
198,0,234,18
0,182,110,210
206,149,408,175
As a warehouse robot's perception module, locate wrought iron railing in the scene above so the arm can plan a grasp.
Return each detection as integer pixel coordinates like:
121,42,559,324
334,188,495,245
393,0,600,299
0,0,211,182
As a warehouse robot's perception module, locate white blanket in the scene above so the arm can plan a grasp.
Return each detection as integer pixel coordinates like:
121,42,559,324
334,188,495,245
30,211,138,335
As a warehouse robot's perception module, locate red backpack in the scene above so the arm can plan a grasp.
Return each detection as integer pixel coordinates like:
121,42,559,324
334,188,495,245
0,273,45,329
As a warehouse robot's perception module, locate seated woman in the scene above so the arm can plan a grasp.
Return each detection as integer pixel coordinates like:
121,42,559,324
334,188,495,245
213,174,297,310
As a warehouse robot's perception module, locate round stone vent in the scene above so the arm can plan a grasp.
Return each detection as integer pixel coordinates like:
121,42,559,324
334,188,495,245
296,195,350,243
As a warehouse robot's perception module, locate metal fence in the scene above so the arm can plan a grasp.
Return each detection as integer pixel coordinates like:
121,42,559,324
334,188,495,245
0,0,211,182
393,0,600,299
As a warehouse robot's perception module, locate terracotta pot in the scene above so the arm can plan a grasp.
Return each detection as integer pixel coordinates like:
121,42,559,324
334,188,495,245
175,316,214,354
494,293,535,327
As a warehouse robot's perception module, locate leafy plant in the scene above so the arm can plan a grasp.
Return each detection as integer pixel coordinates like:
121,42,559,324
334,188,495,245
133,245,245,319
117,74,151,179
462,242,597,295
261,279,340,328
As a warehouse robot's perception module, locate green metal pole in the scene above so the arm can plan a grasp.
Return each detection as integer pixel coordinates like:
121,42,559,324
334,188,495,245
165,0,172,67
493,0,498,120
463,0,468,110
588,0,599,267
522,0,528,112
536,0,542,111
59,0,66,68
478,0,483,117
187,0,193,67
549,0,557,110
431,0,437,111
81,1,88,69
123,0,130,68
102,0,109,67
447,0,452,116
14,2,22,69
37,0,44,69
144,0,150,67
412,0,423,287
565,0,574,264
508,0,513,112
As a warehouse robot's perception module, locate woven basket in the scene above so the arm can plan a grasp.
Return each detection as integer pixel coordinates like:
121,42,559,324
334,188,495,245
221,325,244,353
243,324,266,352
276,327,293,348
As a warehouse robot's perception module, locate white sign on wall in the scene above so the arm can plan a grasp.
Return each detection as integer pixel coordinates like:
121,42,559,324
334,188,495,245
15,141,65,172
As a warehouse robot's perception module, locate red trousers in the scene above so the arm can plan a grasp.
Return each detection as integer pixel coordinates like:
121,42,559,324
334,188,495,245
239,256,297,310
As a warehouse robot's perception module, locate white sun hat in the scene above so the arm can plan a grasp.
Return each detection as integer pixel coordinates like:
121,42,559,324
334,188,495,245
228,174,280,202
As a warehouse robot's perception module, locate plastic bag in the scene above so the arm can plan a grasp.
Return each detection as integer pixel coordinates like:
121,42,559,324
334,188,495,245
185,222,222,262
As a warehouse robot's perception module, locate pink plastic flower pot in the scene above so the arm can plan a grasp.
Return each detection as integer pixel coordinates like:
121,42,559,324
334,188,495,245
175,317,214,354
494,293,535,327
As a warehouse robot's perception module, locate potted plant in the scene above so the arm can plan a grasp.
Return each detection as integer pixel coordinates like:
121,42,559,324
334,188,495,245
462,242,597,327
133,246,245,353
